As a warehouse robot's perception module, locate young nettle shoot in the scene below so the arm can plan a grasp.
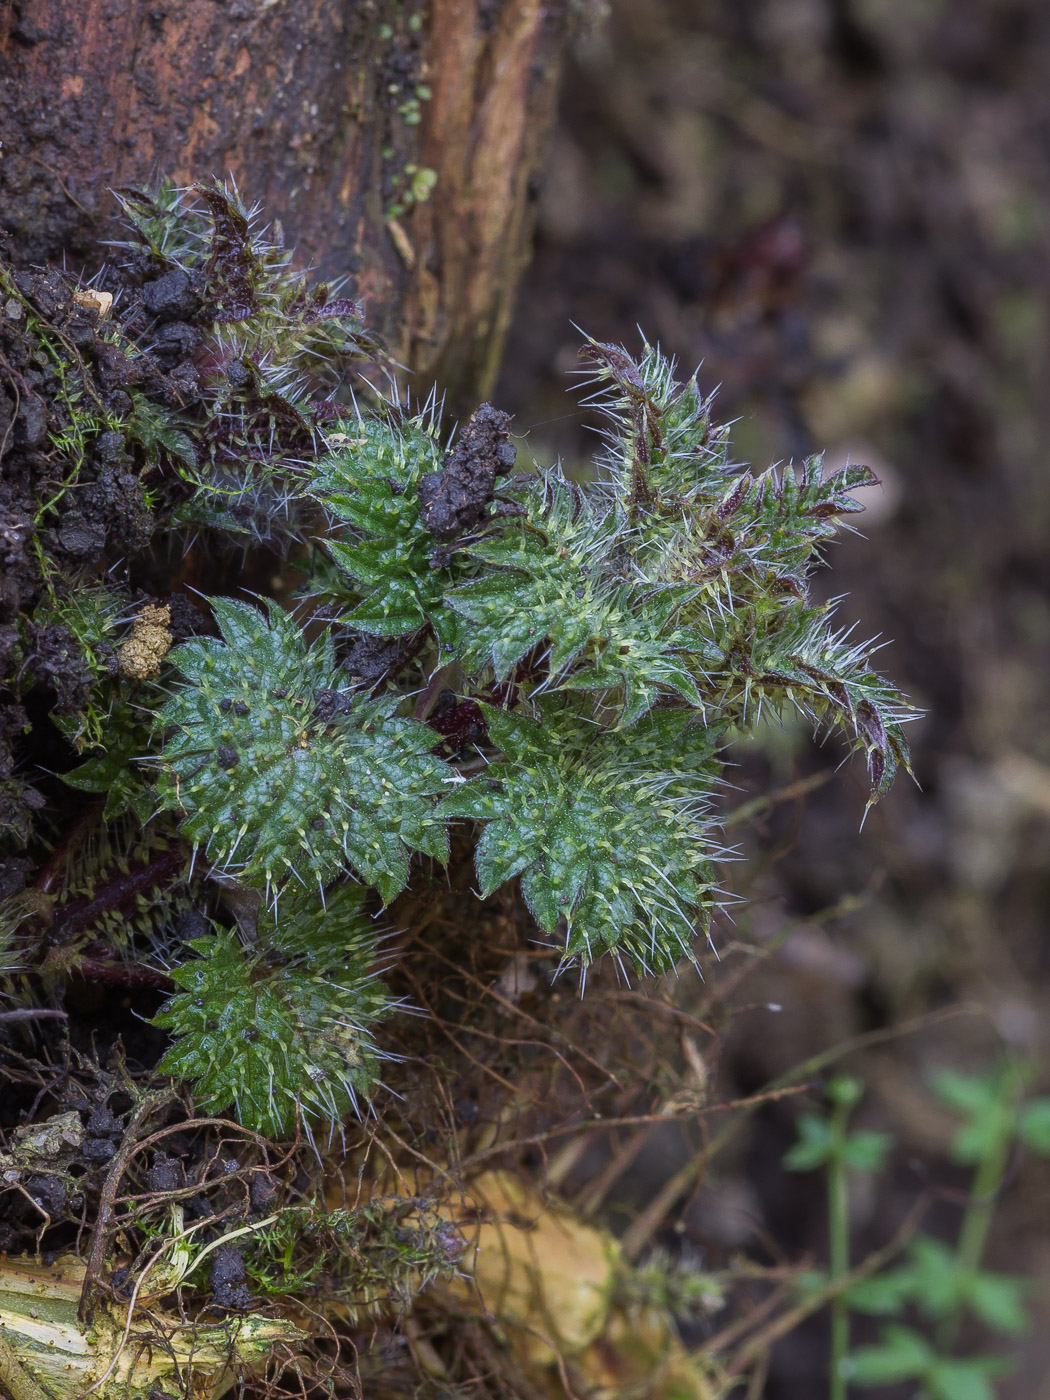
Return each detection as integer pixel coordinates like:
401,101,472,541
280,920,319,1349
2,183,914,1141
149,334,913,1130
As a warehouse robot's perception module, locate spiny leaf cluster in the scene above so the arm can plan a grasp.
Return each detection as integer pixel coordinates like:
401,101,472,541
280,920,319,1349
312,409,466,645
4,183,914,1143
110,178,383,545
154,884,390,1139
146,335,912,1128
440,701,721,974
580,339,913,799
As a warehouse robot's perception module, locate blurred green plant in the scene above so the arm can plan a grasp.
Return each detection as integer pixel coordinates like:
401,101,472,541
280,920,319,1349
785,1062,1050,1400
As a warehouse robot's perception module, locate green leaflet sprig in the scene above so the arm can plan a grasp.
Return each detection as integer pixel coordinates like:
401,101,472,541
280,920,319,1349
156,597,450,901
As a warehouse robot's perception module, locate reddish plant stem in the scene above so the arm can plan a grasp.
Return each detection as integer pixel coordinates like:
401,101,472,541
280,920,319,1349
76,949,174,990
48,842,189,939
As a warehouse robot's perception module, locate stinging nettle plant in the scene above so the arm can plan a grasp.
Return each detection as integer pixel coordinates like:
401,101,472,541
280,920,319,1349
0,181,914,1145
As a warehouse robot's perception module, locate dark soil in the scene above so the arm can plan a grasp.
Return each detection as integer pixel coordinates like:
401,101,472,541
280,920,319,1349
0,232,214,841
208,1243,254,1310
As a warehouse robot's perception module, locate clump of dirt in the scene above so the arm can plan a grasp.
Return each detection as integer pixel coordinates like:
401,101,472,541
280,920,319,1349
0,265,192,594
208,1243,254,1311
418,401,517,540
342,633,411,688
0,217,218,844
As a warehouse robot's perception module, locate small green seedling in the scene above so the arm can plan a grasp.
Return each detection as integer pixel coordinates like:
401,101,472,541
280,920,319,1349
786,1062,1050,1399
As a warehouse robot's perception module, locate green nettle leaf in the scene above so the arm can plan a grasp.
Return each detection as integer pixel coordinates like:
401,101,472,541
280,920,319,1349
315,415,464,645
154,885,389,1137
447,477,621,670
578,338,739,508
63,703,155,822
732,456,879,580
441,699,721,973
127,393,198,474
703,607,913,804
157,597,450,900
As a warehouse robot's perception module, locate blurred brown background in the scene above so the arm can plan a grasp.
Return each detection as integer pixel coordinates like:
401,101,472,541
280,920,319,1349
494,1,1050,1394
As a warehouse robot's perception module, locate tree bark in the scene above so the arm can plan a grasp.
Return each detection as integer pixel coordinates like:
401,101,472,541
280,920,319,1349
0,0,569,406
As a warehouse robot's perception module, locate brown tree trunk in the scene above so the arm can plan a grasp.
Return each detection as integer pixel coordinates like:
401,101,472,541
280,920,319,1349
0,0,569,406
